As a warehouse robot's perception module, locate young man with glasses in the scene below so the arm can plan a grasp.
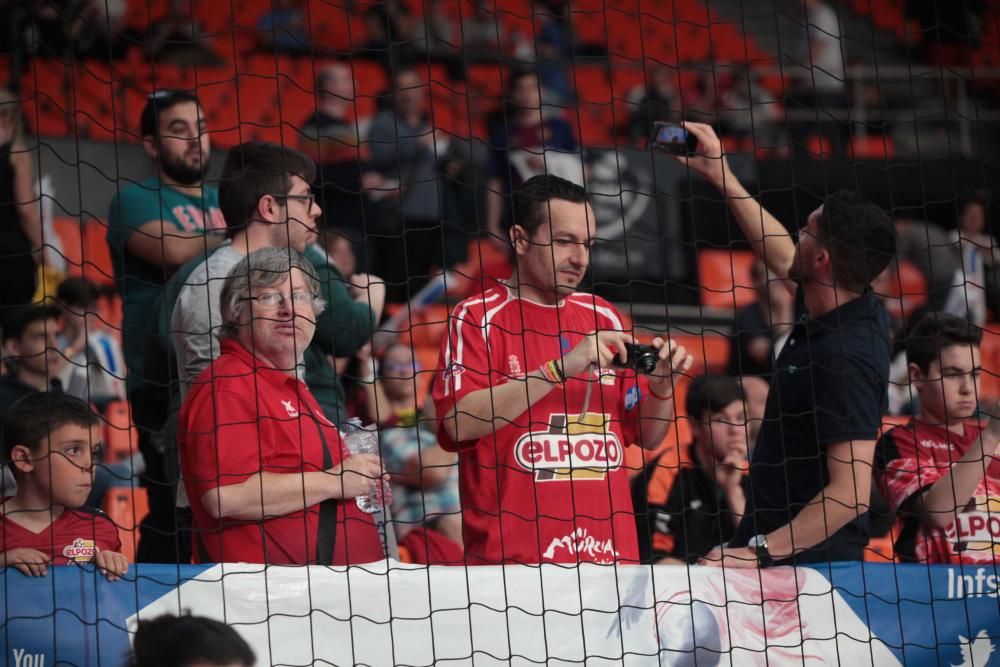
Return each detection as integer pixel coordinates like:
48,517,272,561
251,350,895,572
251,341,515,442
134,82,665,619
170,140,385,422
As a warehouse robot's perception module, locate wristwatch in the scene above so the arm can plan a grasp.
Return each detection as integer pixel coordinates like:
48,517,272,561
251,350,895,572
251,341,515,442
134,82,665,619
747,534,774,567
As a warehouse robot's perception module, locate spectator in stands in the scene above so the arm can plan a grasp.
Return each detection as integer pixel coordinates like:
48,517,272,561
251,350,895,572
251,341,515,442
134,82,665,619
717,71,783,145
0,87,43,315
0,392,128,580
171,141,384,425
633,375,749,564
485,69,578,250
69,0,126,60
530,0,572,105
895,217,963,312
945,190,996,326
356,343,462,547
625,66,679,145
107,89,225,563
433,175,694,564
0,305,66,407
255,0,310,55
726,260,795,379
413,0,464,79
178,248,385,565
682,122,896,566
462,0,505,61
144,0,223,65
23,0,72,57
875,312,1000,563
300,62,383,269
368,67,444,302
130,614,255,667
55,277,126,406
794,0,847,108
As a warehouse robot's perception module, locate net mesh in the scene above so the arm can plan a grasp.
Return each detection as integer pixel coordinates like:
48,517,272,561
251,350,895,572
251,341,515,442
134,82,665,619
2,0,1000,662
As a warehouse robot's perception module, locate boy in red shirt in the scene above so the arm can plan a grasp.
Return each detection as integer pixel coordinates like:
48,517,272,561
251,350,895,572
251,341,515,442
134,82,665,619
875,312,1000,563
1,392,128,579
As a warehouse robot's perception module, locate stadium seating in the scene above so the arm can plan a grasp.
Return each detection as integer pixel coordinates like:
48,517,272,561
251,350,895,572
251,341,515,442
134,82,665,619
102,399,138,464
697,248,757,310
51,216,117,288
103,486,150,563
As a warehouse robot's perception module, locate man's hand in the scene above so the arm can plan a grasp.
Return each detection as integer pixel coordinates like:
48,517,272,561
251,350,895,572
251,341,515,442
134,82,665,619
1,548,50,576
332,453,387,499
94,548,129,581
647,338,694,397
673,122,733,190
561,330,635,379
699,545,759,569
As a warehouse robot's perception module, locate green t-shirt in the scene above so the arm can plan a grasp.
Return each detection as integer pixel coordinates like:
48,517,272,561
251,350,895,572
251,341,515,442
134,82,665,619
107,177,224,391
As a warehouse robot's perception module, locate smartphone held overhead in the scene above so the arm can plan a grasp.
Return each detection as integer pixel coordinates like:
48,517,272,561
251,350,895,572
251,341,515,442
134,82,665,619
650,122,699,155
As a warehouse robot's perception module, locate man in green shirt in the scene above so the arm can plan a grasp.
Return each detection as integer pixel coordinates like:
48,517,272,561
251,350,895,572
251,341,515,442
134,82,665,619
106,90,224,562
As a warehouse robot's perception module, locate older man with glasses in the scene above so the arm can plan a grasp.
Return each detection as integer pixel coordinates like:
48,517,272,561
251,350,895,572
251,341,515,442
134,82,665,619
178,248,385,565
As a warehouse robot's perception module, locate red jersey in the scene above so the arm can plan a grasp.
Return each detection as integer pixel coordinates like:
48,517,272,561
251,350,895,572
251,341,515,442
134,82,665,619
179,339,383,565
1,506,121,564
875,420,1000,564
433,284,648,564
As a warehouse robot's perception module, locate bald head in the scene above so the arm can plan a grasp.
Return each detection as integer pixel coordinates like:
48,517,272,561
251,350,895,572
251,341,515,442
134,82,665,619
317,63,355,102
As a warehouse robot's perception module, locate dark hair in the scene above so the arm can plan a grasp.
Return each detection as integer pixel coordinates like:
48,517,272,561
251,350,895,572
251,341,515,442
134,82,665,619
218,141,317,238
905,311,983,373
814,190,896,292
140,90,202,138
3,393,99,468
1,304,61,342
511,174,589,237
56,277,101,310
130,613,255,667
685,374,745,422
963,188,990,210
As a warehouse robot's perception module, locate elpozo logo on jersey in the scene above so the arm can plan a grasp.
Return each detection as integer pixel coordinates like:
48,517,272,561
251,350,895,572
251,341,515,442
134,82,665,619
514,413,623,481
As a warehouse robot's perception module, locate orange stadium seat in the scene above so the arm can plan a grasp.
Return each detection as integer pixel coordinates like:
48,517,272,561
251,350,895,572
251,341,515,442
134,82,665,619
980,326,1000,403
103,400,138,463
697,248,757,309
51,217,117,287
103,487,150,563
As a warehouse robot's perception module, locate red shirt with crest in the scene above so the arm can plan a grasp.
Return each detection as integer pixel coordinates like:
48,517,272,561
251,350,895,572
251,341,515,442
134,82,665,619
433,285,648,565
875,419,1000,564
1,506,121,564
179,339,383,565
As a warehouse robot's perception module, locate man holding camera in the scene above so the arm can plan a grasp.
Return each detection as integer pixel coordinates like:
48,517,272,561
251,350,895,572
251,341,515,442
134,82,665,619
433,175,693,565
678,122,897,567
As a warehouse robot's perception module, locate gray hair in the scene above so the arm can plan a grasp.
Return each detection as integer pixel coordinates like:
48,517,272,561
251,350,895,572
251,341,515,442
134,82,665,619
218,247,326,339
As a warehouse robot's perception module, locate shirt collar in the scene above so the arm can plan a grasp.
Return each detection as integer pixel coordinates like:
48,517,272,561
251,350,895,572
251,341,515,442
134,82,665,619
804,286,879,335
219,338,302,392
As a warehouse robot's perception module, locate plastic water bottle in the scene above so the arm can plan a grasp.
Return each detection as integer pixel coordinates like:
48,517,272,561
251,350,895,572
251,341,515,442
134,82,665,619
342,417,382,514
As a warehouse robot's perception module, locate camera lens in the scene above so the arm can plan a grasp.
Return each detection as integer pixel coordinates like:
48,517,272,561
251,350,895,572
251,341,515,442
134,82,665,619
637,352,659,375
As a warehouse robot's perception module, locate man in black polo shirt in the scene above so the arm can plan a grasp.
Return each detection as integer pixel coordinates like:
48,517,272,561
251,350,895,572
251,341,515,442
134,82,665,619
681,122,897,566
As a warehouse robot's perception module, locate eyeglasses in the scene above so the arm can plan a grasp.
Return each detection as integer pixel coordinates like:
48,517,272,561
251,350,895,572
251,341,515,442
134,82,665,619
272,193,316,208
240,291,318,309
382,360,422,374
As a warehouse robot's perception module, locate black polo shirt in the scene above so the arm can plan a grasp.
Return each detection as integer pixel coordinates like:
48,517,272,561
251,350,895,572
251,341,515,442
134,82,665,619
633,444,749,564
730,287,891,564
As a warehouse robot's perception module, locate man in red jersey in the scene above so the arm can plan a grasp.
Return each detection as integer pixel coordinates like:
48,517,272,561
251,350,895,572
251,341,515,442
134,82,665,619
875,312,1000,563
433,175,693,564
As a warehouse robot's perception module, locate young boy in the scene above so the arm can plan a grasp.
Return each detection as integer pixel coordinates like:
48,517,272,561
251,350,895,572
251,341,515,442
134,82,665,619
633,374,751,564
1,392,129,579
875,311,1000,564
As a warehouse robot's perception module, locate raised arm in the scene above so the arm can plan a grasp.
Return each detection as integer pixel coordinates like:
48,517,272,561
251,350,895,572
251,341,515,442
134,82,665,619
678,122,797,283
913,407,1000,529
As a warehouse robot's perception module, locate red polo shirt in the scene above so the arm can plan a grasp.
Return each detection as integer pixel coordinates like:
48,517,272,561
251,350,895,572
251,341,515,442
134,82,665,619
179,339,383,565
1,506,121,564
